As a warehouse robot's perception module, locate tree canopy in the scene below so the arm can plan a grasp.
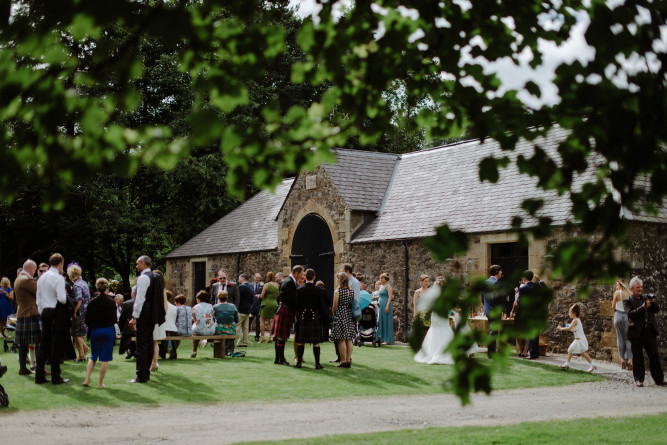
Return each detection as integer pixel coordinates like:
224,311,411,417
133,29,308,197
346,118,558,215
1,0,665,402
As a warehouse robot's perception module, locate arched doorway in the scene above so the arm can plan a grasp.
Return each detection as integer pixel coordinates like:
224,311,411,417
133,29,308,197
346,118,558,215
290,213,335,301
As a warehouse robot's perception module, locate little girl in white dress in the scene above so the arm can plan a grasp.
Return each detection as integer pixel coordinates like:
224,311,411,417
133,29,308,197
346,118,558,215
557,303,597,372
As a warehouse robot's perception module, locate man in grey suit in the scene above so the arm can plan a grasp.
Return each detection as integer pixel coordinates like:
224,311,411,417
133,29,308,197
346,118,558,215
211,269,240,309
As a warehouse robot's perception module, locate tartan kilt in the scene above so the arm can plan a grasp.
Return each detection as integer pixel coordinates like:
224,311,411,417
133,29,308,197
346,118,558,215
15,315,42,346
272,305,294,339
295,309,322,344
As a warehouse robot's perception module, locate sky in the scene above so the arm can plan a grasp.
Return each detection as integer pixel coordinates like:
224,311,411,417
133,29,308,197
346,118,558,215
287,1,655,109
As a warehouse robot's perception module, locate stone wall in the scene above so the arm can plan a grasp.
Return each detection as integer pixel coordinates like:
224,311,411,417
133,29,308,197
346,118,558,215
347,239,471,341
542,224,667,369
166,250,281,305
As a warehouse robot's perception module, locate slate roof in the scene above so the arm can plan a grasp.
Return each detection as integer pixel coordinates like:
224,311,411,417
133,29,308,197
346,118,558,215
323,149,399,211
351,126,662,243
165,178,294,258
167,127,667,257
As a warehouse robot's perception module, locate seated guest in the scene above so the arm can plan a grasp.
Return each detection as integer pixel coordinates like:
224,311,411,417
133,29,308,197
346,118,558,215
190,290,214,358
152,290,177,369
213,291,239,356
83,290,117,388
171,294,192,359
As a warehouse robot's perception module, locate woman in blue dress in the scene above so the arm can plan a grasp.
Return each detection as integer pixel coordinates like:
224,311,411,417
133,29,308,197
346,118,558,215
0,277,15,336
376,273,395,344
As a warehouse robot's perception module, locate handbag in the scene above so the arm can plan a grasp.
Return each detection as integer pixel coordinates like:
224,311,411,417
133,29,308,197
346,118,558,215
350,297,362,321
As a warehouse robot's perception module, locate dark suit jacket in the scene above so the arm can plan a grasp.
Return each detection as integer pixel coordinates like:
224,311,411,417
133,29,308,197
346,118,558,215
212,282,240,309
119,299,135,334
238,282,254,314
624,295,660,340
296,282,323,313
250,282,263,314
119,299,135,354
279,276,297,310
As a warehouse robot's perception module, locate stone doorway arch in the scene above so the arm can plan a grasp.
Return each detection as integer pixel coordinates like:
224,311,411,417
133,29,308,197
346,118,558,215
290,213,335,300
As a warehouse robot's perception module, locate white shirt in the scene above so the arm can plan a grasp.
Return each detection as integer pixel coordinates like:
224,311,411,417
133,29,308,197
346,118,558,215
348,274,360,302
36,267,66,314
133,268,152,319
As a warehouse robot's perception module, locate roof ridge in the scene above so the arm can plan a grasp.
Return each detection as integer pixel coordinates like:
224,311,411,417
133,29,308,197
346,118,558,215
330,148,402,159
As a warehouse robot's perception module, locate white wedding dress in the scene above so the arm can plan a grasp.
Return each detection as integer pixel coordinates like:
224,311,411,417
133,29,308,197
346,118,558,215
414,311,455,365
413,286,478,365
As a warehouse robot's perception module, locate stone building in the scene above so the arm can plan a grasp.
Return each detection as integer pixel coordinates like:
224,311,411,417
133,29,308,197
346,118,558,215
165,127,667,364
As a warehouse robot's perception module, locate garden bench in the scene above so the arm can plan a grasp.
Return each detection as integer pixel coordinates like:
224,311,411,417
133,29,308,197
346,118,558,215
133,335,239,359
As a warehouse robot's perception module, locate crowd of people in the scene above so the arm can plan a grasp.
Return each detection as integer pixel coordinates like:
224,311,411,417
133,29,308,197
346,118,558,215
2,254,662,390
0,254,399,389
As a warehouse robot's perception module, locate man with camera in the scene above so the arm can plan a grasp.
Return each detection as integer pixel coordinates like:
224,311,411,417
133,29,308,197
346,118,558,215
624,277,666,387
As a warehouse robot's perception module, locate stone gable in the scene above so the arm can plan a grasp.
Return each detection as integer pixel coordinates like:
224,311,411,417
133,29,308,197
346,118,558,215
277,166,352,274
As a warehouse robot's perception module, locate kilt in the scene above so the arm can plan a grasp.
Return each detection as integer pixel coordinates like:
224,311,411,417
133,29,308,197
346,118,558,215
15,315,42,346
295,309,322,344
272,305,294,339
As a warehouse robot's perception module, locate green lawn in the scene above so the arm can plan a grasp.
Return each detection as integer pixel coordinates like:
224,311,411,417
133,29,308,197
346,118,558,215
241,413,667,445
0,340,601,411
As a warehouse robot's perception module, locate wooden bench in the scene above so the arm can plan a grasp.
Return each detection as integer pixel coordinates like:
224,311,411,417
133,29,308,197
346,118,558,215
133,335,239,359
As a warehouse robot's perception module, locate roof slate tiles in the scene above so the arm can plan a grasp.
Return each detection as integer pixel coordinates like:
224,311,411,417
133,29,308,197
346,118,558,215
323,149,399,211
165,178,294,258
352,127,596,243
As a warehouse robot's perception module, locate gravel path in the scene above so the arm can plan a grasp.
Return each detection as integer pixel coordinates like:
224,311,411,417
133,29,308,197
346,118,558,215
1,376,665,444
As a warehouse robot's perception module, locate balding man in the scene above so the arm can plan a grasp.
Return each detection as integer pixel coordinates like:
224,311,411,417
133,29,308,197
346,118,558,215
14,260,40,376
128,255,165,383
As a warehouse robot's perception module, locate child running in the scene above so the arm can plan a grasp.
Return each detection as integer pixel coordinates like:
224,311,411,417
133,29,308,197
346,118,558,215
557,303,597,372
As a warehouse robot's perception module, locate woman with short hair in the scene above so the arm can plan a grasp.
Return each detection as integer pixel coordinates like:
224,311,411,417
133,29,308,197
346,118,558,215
190,290,214,358
213,291,239,357
330,272,356,368
83,288,117,388
377,273,395,344
170,294,192,359
69,265,91,362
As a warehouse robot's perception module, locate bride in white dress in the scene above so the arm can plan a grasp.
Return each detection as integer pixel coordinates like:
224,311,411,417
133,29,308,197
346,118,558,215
414,277,477,365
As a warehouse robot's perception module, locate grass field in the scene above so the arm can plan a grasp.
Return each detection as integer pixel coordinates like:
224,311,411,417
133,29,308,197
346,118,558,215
0,340,601,412
240,414,667,444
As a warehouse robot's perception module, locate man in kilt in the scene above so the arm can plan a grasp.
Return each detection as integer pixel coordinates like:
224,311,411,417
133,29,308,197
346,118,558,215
14,260,41,376
273,265,303,366
294,269,324,369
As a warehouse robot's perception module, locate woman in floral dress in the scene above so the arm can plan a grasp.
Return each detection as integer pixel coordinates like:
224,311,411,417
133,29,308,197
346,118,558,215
190,290,214,358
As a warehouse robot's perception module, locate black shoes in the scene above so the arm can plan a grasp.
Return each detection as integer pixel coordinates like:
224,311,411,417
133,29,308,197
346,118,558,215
52,378,70,385
315,363,324,369
128,378,149,384
35,378,50,384
0,365,7,378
